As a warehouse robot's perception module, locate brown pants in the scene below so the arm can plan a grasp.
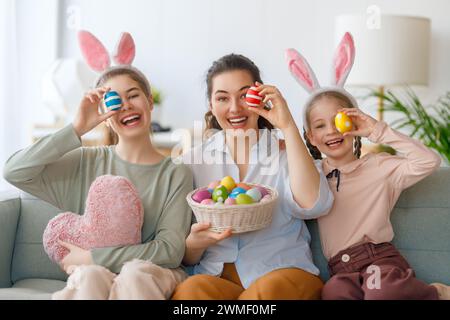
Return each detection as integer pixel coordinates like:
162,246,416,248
52,259,187,300
171,263,323,300
322,242,439,300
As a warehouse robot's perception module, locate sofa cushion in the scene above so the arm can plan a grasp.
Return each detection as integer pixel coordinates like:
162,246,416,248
11,193,67,283
0,191,21,288
0,279,66,300
390,167,450,284
307,220,330,280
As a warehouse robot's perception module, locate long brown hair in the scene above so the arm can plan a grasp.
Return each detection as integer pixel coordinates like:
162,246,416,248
95,66,152,145
204,54,274,132
303,91,361,160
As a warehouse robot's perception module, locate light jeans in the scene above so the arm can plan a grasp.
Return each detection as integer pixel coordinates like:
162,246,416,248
52,259,187,300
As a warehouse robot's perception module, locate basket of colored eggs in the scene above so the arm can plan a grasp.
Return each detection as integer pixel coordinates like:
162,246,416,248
186,176,278,234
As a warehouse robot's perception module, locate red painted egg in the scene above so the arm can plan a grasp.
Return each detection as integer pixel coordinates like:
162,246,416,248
245,86,263,107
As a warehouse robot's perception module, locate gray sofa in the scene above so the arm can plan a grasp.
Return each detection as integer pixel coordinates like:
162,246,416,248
0,168,449,300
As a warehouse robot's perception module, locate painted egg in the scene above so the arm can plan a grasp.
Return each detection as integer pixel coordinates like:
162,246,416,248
200,199,215,205
335,112,353,133
220,176,236,192
245,86,263,107
235,193,254,205
192,189,212,203
224,197,236,205
104,91,123,111
208,181,221,190
246,188,262,202
212,185,229,203
229,187,247,199
236,182,251,190
255,186,269,197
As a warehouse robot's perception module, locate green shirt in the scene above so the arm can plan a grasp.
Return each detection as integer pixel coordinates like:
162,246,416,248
3,124,193,273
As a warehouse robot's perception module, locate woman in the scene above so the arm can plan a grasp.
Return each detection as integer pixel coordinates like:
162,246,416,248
171,54,333,300
3,35,193,299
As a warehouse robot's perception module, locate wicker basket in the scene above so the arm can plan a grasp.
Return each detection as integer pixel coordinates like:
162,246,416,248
186,184,278,234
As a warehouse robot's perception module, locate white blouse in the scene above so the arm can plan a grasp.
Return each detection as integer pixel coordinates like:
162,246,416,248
181,129,333,288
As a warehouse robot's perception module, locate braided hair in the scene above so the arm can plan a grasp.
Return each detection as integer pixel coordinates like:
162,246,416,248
303,129,322,160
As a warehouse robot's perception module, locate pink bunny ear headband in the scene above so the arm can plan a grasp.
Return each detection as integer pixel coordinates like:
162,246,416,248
286,32,358,131
78,30,150,93
78,30,136,72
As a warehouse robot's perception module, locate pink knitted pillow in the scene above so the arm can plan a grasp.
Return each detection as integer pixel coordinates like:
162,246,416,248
43,175,144,263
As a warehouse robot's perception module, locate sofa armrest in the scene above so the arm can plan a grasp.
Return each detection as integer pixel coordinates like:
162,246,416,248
0,190,21,288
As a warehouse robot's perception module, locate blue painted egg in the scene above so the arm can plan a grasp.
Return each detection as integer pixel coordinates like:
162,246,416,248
104,91,123,111
229,187,247,199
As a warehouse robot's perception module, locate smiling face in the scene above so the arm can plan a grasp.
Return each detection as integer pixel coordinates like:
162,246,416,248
209,70,259,132
306,95,354,160
103,74,153,140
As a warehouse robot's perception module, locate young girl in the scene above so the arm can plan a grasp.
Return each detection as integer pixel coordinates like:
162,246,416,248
171,53,334,300
288,32,449,299
3,31,192,300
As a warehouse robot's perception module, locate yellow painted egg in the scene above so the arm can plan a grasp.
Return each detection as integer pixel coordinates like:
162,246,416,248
220,176,236,192
235,193,254,205
335,112,353,133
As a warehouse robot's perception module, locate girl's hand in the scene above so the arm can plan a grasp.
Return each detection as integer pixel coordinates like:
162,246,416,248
249,82,296,131
339,108,378,138
59,240,94,274
72,86,119,138
186,223,232,251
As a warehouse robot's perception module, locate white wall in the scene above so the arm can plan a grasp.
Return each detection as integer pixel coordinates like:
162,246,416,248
16,0,59,130
20,0,450,130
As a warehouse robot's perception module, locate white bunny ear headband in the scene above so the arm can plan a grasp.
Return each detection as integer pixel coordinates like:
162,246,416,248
286,32,358,131
78,30,136,72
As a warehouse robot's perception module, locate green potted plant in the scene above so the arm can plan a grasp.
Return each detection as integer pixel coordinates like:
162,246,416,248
150,86,171,132
151,86,163,106
369,88,450,165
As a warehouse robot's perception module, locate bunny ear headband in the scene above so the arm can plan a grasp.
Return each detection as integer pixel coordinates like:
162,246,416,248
78,30,136,72
78,30,151,98
286,32,358,131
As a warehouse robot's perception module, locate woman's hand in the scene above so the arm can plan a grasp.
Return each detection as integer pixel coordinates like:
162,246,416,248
339,108,378,138
186,223,232,250
59,240,94,274
183,223,233,265
72,86,119,138
248,82,296,132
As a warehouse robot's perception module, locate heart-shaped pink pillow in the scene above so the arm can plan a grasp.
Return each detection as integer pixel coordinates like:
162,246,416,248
43,175,144,263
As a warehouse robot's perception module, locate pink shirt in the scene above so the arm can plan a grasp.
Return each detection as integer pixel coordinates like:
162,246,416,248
318,121,441,260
